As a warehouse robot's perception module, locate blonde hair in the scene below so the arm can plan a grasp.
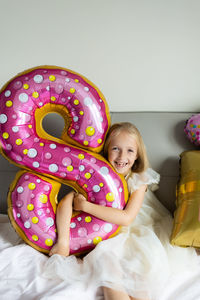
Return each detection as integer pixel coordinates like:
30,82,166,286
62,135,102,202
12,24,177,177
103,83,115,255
104,122,149,173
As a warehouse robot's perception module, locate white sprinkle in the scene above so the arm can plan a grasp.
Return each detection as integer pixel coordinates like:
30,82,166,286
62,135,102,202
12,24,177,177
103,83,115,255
19,93,29,103
50,143,56,149
103,223,113,233
38,210,42,216
93,185,100,193
28,148,38,158
49,164,58,173
34,75,43,83
70,222,76,228
100,166,109,175
73,116,79,122
46,217,54,227
5,90,11,97
79,165,85,172
17,186,24,193
24,221,31,229
12,126,19,133
33,161,40,168
112,202,119,208
0,114,7,124
84,97,93,106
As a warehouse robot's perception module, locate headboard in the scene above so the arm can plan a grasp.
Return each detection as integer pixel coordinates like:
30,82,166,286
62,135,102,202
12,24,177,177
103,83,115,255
0,112,196,214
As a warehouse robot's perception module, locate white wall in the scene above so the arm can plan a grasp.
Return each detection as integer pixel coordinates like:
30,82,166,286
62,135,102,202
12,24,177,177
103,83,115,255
0,0,200,112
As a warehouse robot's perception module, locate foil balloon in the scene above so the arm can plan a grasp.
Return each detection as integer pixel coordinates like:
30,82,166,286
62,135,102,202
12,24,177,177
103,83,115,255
171,150,200,247
0,66,128,255
184,114,200,146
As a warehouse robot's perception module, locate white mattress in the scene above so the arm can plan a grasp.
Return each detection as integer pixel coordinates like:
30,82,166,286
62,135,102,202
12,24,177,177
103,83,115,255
0,214,200,300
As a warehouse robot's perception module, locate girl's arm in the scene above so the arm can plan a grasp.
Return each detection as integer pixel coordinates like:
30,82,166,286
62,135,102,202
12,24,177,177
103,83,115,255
73,185,147,226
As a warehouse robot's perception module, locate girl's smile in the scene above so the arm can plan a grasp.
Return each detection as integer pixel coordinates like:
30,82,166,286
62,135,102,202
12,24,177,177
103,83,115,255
107,131,138,176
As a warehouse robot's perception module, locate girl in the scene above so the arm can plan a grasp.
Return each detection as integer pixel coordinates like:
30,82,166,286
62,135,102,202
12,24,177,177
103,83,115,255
47,122,199,300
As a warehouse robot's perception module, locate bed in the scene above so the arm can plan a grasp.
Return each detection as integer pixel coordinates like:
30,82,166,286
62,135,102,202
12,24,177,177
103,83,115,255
1,111,200,300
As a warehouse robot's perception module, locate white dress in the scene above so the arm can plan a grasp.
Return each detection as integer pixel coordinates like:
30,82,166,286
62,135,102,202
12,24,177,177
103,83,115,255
43,168,200,300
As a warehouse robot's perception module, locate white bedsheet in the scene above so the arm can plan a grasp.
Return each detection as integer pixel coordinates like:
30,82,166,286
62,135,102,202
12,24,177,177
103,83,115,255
1,214,200,300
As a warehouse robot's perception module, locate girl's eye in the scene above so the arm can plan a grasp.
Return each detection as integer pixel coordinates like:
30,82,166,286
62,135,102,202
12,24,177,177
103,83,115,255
128,149,134,153
112,147,119,151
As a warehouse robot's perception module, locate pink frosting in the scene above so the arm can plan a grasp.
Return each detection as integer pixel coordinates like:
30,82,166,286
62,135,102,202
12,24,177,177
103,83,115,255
184,114,200,146
0,67,127,254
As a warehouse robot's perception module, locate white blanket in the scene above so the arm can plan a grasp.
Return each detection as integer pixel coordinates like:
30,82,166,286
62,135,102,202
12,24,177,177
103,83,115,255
0,214,200,300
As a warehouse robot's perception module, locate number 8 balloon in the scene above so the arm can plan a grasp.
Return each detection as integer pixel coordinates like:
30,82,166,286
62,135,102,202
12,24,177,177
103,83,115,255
0,66,128,255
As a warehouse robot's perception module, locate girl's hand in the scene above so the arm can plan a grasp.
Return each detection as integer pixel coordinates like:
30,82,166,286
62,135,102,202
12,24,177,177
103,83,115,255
73,193,87,211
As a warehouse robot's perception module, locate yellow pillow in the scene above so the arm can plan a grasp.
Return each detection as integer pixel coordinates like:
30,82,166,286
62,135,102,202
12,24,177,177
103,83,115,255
171,150,200,247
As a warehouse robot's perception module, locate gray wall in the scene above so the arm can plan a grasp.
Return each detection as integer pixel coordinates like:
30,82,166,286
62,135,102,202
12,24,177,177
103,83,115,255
0,112,197,214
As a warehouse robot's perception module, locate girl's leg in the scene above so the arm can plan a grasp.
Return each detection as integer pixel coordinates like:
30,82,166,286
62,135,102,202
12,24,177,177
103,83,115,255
49,191,74,256
103,287,150,300
130,297,150,300
103,287,130,300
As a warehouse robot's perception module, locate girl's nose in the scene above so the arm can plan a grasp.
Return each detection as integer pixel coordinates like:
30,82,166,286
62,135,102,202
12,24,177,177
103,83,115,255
118,150,126,159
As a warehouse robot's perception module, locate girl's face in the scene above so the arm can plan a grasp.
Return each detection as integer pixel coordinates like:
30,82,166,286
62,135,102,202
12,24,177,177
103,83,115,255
107,131,138,176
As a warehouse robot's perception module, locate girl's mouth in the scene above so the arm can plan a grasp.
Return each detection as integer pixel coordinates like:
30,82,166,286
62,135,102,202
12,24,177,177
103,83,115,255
114,161,128,168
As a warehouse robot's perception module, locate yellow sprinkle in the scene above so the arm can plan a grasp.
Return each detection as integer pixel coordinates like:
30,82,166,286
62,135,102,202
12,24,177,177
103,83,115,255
67,165,74,172
32,217,39,224
71,129,75,135
16,139,23,145
49,75,56,81
99,183,104,187
74,79,79,82
70,88,76,94
85,172,91,179
40,143,44,146
85,216,92,223
98,139,102,144
2,132,9,139
83,140,89,145
27,204,34,211
32,92,39,98
28,125,32,128
28,183,36,190
23,84,29,90
86,126,95,136
93,236,102,245
39,194,48,203
74,99,79,105
79,111,84,115
83,184,88,188
51,96,56,101
78,154,85,160
106,192,115,202
6,100,13,107
45,238,53,246
23,149,28,154
32,235,39,241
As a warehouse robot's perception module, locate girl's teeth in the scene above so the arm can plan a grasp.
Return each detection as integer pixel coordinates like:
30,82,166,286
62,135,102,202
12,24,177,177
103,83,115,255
116,162,126,167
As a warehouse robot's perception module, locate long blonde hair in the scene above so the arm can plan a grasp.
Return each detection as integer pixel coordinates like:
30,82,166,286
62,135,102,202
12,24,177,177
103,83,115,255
103,122,149,173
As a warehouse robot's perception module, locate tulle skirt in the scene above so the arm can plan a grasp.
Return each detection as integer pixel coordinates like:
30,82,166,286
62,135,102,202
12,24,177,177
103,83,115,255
43,190,200,300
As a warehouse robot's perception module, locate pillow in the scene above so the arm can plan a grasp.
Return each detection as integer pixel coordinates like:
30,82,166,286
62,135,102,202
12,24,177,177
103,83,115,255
171,150,200,247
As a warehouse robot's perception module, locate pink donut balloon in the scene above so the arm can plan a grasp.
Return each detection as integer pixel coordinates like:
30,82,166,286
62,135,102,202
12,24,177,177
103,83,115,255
0,66,128,255
184,114,200,146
